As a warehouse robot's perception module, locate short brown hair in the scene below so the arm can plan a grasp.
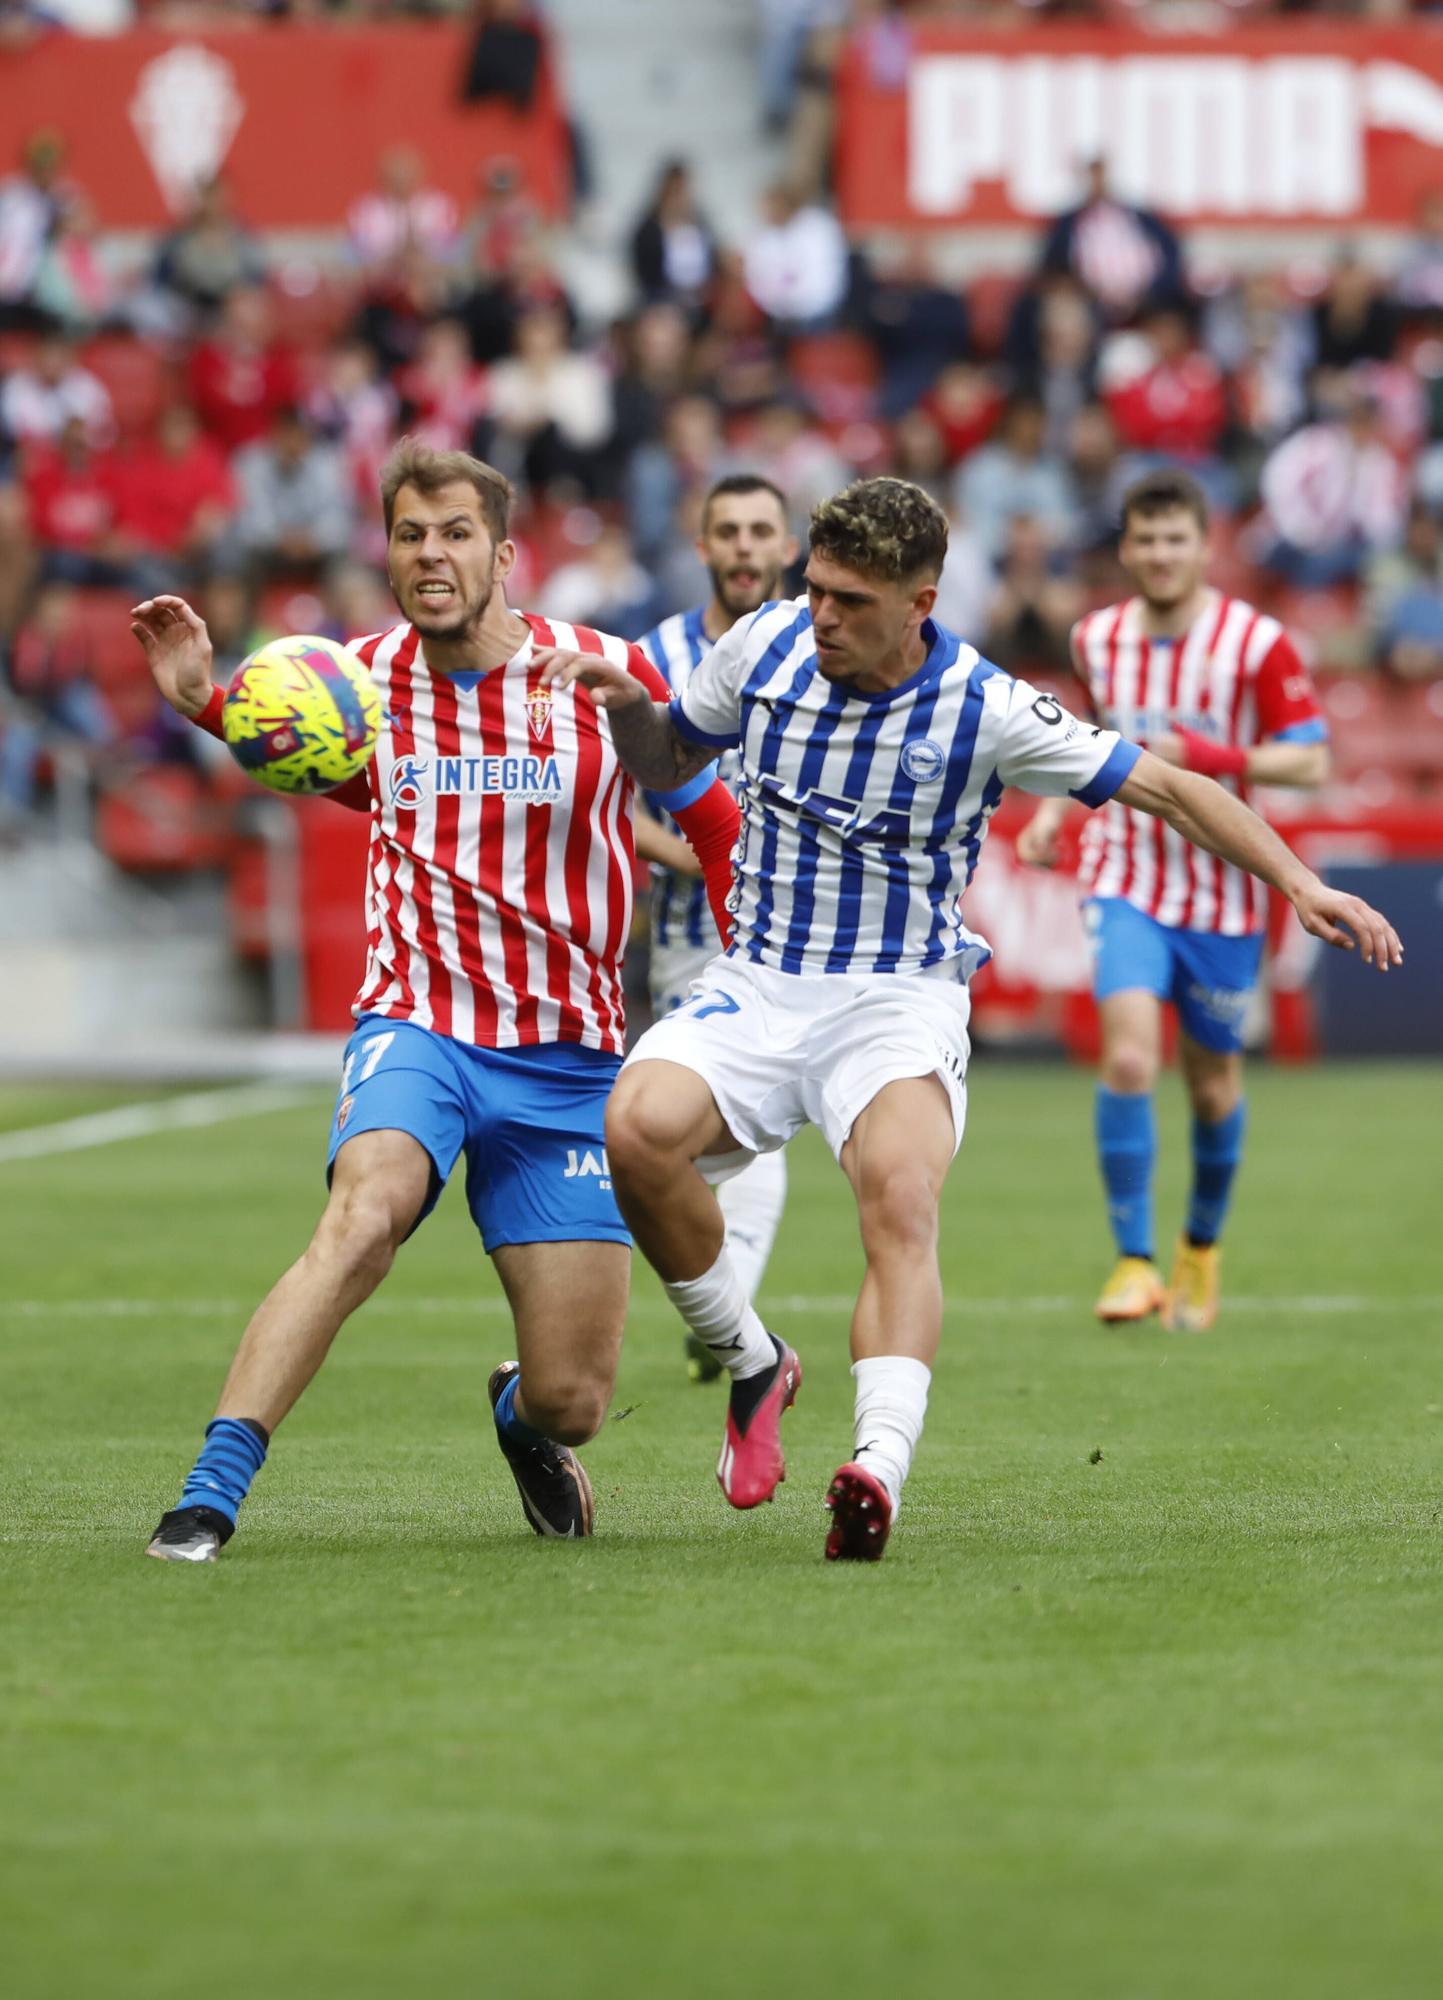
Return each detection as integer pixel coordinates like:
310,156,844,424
808,477,948,585
702,472,790,529
380,437,512,542
1120,467,1209,533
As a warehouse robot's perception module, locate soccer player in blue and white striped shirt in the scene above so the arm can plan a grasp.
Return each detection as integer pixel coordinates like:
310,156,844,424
536,479,1402,1562
634,475,799,1380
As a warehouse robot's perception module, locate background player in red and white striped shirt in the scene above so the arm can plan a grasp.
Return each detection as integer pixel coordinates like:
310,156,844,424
1018,469,1333,1333
129,440,739,1561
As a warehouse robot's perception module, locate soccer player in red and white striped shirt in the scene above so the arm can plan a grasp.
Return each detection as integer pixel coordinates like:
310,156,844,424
1018,469,1333,1332
130,440,740,1560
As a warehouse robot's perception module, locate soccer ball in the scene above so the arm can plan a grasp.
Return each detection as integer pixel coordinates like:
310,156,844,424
221,635,381,795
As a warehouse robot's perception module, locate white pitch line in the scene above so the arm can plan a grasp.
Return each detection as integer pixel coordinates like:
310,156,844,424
0,1083,314,1166
3,1293,1440,1322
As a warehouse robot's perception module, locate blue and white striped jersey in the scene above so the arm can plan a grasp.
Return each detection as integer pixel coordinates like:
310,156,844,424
669,597,1141,980
639,605,743,953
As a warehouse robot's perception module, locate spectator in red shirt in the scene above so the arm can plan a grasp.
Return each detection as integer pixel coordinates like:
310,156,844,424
1106,309,1226,458
396,316,490,455
114,403,235,577
186,286,299,453
22,414,136,587
1105,307,1232,507
922,362,1002,468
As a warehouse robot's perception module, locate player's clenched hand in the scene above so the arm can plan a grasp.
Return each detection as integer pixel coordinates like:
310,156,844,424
532,647,652,713
1291,881,1404,970
130,595,214,719
1015,815,1061,868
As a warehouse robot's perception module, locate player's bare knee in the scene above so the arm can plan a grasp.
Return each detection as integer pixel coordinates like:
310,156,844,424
314,1183,408,1285
1104,1044,1156,1096
604,1089,675,1181
858,1166,940,1260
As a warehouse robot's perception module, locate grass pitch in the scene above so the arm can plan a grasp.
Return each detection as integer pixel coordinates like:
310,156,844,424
2,1061,1441,2000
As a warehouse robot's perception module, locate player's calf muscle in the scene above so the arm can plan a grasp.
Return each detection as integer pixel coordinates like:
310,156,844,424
517,1376,609,1447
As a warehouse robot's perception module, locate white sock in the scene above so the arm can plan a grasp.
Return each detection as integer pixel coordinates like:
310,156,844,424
717,1149,787,1302
851,1356,931,1515
664,1247,776,1380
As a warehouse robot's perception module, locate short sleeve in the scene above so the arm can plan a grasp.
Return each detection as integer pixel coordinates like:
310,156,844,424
995,675,1141,808
1066,618,1100,717
670,613,754,750
1253,630,1328,744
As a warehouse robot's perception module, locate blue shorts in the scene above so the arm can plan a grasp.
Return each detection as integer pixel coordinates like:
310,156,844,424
326,1016,628,1251
1083,898,1265,1054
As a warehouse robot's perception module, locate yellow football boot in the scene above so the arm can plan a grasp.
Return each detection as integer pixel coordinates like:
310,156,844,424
1094,1256,1166,1323
1163,1240,1220,1333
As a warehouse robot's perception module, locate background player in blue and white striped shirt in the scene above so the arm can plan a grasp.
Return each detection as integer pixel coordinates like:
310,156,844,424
537,480,1402,1564
633,475,799,1380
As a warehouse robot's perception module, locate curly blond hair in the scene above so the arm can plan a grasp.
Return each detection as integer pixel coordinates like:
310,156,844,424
808,478,949,584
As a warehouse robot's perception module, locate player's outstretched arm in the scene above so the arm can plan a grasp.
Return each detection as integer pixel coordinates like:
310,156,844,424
130,595,214,719
1116,751,1403,969
1149,730,1331,791
131,593,373,814
533,646,715,791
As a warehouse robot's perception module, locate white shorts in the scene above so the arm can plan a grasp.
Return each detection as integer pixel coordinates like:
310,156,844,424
648,940,717,1018
623,954,971,1167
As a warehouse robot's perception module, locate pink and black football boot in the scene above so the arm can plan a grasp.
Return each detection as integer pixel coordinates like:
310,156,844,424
824,1461,893,1562
716,1336,802,1508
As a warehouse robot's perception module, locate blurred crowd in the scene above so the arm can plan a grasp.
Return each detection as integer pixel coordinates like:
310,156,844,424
4,6,1443,846
2,0,1432,39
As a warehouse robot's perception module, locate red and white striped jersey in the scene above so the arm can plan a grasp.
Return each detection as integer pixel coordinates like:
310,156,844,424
350,614,663,1054
1071,593,1326,935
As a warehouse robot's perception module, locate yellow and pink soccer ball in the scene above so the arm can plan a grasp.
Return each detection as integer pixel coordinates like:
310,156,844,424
221,635,381,795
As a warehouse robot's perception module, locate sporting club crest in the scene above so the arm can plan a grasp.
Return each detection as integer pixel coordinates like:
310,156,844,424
129,45,245,215
525,687,554,741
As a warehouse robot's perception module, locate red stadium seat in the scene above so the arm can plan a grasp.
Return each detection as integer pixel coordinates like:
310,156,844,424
267,267,358,353
787,333,880,424
227,836,273,960
80,335,177,440
1317,676,1396,778
66,587,135,667
0,329,37,375
1393,679,1443,782
965,272,1025,358
95,766,230,872
1317,675,1443,790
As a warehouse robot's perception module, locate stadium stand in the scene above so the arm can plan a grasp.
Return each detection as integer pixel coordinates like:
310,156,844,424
0,1,1440,1049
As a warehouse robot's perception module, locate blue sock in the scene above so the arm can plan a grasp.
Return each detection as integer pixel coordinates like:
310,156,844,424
1096,1087,1156,1260
493,1371,546,1447
177,1417,269,1526
1187,1102,1247,1247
